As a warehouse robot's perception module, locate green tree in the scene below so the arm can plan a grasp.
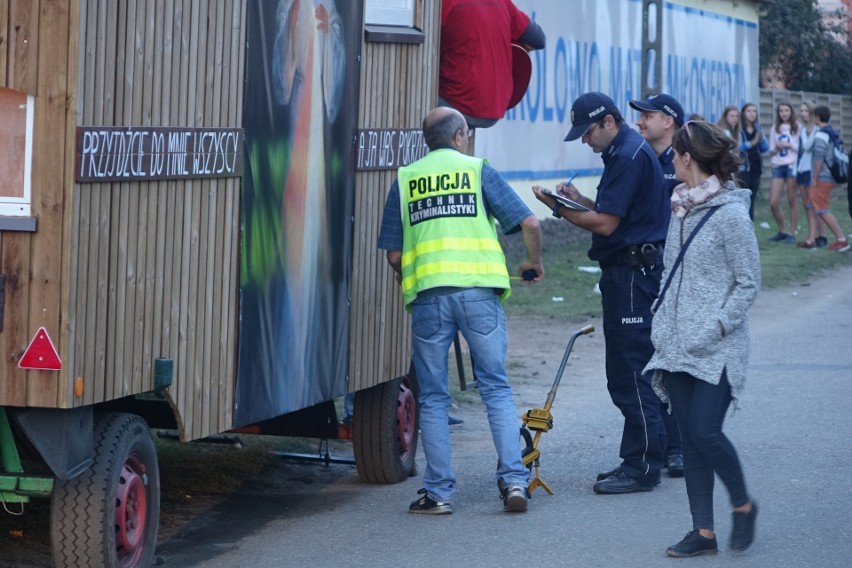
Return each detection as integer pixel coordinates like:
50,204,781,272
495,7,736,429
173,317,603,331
759,0,852,94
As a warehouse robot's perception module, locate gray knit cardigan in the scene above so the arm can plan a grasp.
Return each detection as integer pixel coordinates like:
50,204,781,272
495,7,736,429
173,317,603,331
644,185,761,404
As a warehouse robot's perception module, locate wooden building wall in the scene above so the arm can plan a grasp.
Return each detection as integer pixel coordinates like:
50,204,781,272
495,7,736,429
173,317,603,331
0,1,245,443
349,0,441,392
2,0,438,440
67,0,246,441
0,0,78,409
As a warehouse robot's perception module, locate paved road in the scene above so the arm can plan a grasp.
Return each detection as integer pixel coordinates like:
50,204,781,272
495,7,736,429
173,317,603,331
154,266,852,568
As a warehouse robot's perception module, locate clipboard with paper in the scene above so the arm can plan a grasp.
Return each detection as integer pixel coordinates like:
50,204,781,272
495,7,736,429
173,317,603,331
541,188,591,212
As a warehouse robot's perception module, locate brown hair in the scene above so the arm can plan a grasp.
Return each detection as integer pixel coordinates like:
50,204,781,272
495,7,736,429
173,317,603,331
715,105,740,141
672,120,742,183
773,101,799,136
740,102,759,130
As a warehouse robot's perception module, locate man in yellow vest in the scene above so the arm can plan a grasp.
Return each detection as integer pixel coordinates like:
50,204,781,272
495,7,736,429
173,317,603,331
378,106,544,514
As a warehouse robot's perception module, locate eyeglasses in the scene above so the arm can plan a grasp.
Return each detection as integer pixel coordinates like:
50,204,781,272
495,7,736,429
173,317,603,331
683,120,696,139
455,128,470,138
582,120,604,139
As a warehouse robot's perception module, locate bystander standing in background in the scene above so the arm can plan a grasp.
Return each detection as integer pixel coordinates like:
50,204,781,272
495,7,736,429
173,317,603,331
810,105,850,252
738,102,768,220
766,102,800,243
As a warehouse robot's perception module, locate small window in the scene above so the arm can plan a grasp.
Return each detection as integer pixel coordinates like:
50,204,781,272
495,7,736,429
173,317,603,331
365,0,414,27
0,87,34,217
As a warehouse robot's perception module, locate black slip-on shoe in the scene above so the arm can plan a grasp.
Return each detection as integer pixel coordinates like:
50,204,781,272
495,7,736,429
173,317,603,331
666,530,718,557
730,502,758,551
593,471,654,494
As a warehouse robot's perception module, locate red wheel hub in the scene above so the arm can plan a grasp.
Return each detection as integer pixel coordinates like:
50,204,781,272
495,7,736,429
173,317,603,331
114,454,148,567
396,380,417,461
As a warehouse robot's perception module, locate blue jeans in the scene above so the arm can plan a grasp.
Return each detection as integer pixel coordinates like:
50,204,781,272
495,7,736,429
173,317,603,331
663,370,749,530
771,164,795,179
411,287,528,502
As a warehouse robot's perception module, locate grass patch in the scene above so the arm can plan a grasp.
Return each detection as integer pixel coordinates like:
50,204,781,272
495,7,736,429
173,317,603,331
505,251,604,319
503,188,852,318
155,433,316,501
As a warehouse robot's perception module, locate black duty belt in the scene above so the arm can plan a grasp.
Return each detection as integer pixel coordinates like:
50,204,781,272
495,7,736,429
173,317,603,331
598,243,664,270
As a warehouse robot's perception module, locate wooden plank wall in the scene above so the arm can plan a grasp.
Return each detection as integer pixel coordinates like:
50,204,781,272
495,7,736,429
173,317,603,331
64,0,245,442
349,0,441,392
0,0,77,409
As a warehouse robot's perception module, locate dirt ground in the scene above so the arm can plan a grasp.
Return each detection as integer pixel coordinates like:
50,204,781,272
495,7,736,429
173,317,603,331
0,305,602,568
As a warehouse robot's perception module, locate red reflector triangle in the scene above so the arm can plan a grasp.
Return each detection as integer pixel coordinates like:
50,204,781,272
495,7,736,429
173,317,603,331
18,327,62,370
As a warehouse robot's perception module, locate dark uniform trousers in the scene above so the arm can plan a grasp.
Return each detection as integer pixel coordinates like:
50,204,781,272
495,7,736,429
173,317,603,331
599,257,665,486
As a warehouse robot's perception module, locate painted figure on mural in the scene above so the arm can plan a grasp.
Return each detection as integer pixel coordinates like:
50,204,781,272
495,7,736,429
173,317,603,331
271,0,346,405
236,0,354,423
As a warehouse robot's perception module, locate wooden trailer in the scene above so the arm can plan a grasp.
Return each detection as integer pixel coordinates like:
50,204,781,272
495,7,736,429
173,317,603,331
0,1,439,565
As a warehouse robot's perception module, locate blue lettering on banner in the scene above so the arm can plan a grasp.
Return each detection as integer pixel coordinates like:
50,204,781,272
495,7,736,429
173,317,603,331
479,0,758,182
609,46,643,112
508,40,603,124
504,41,747,126
666,54,746,123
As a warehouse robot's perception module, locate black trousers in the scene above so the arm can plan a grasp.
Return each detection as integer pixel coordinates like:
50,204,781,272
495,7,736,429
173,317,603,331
738,167,763,220
599,263,664,486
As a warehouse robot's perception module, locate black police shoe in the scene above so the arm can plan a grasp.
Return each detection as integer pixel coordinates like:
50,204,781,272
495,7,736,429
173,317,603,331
667,454,684,477
730,502,758,551
666,530,718,557
596,465,621,481
593,470,654,494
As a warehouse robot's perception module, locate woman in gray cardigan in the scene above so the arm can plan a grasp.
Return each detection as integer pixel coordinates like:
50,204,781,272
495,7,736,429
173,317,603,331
644,120,761,558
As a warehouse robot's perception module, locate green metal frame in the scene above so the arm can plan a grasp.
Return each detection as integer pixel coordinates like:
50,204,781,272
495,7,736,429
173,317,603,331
0,408,53,503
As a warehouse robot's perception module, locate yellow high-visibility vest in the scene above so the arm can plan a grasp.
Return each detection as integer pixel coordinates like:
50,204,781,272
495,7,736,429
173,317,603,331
397,149,510,306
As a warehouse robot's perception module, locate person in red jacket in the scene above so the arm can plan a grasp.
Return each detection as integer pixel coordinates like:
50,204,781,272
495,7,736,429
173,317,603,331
439,0,545,129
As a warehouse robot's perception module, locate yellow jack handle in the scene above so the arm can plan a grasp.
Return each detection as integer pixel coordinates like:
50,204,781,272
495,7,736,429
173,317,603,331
520,324,594,496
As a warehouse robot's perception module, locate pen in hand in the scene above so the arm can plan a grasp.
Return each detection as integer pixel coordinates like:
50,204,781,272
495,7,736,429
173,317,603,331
558,173,578,195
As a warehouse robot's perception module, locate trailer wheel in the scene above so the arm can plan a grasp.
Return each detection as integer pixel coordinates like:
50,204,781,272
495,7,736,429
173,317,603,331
353,375,419,484
50,412,160,568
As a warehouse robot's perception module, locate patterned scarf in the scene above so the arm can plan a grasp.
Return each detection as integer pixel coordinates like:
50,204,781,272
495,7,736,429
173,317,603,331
671,175,725,218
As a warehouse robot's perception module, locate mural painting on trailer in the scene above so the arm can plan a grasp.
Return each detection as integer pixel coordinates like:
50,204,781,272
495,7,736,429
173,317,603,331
236,0,362,425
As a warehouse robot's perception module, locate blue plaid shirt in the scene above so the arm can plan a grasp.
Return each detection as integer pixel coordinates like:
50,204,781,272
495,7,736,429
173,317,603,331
377,150,532,251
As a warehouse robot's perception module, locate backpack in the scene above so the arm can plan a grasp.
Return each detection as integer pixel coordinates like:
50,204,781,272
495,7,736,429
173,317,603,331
816,127,849,184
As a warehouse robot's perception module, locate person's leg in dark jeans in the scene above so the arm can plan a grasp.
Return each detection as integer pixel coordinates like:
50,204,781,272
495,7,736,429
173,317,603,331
664,370,749,531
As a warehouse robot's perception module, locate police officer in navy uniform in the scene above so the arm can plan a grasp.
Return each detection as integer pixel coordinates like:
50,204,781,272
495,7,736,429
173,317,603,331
631,93,684,196
533,92,669,494
629,93,686,478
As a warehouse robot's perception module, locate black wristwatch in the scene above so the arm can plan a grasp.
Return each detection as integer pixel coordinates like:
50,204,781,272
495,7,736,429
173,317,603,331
551,202,564,218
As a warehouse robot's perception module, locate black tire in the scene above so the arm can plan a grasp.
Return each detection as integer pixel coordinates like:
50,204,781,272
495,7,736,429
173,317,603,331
519,426,535,464
353,375,419,484
50,412,160,568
